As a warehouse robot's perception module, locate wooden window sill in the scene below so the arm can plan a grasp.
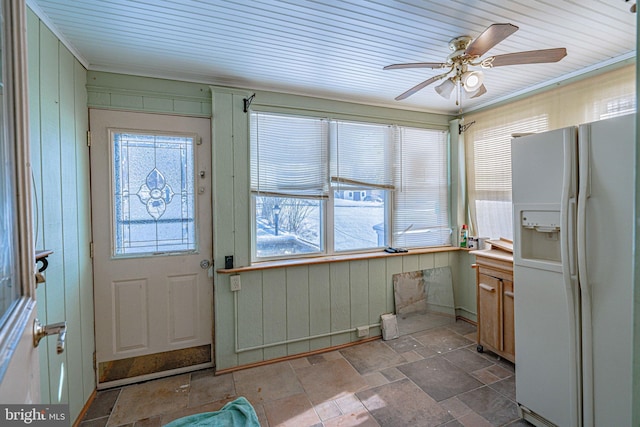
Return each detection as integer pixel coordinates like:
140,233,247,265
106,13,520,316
217,246,461,274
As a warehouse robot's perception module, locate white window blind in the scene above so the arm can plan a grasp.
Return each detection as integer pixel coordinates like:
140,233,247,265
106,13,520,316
471,116,549,240
331,121,394,190
330,121,394,252
464,64,635,239
250,111,452,259
250,112,329,198
394,127,450,247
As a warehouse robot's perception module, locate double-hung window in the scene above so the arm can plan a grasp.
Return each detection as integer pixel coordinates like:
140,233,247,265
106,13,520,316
331,121,394,252
251,113,328,258
393,127,450,248
250,111,450,261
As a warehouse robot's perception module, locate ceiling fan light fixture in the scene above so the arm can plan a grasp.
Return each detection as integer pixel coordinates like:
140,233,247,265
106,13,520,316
435,78,456,99
384,23,567,107
464,84,487,99
461,70,484,92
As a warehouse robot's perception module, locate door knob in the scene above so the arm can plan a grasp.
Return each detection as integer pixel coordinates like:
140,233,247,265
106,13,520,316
200,259,211,269
33,319,67,354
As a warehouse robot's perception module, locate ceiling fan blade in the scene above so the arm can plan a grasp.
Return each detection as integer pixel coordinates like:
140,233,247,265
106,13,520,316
489,48,567,67
384,62,448,70
465,23,519,57
395,74,446,100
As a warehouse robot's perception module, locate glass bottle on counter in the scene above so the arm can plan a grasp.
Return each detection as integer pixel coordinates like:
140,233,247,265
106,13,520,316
459,224,468,248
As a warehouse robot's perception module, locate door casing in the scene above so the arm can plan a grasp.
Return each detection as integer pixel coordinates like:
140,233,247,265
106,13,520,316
89,109,214,388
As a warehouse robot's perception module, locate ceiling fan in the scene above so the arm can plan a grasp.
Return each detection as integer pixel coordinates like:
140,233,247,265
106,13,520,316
384,23,567,106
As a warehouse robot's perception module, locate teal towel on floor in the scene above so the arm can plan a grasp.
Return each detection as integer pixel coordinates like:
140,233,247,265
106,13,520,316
163,397,260,427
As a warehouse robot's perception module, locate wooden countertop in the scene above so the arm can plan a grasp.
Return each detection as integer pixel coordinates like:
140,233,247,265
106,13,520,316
217,245,460,274
471,248,513,263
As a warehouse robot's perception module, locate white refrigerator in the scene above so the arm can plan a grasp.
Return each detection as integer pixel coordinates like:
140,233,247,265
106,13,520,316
511,113,635,427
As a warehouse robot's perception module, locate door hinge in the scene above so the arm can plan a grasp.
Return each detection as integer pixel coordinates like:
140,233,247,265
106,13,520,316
89,241,94,259
93,351,96,371
86,130,91,147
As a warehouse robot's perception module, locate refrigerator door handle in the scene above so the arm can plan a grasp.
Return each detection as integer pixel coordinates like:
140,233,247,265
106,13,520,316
578,127,594,427
560,130,581,427
568,198,577,278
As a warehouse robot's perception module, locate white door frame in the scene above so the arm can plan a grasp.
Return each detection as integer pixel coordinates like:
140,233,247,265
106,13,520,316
0,0,40,404
89,110,213,388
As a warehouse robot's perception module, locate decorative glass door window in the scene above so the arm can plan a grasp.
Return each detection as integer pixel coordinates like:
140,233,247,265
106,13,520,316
112,132,197,256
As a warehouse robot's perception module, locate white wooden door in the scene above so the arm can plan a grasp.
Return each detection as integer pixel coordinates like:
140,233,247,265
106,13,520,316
0,308,40,403
89,110,213,387
0,0,40,404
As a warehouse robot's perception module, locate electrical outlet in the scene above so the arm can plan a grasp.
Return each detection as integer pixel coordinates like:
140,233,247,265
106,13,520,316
356,326,369,338
230,275,241,292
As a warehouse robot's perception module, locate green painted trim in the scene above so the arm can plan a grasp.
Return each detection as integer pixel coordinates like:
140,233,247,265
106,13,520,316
86,85,211,103
87,71,213,117
86,72,452,127
28,9,94,422
88,71,212,99
252,104,450,130
209,85,252,97
210,84,452,129
632,11,640,424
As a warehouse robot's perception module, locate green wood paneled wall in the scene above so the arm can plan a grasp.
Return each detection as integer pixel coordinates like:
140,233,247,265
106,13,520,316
87,72,212,117
218,251,459,370
27,9,94,422
456,252,478,322
210,87,465,370
82,71,473,372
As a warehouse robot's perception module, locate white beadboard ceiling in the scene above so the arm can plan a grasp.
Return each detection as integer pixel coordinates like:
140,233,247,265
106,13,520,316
29,0,637,114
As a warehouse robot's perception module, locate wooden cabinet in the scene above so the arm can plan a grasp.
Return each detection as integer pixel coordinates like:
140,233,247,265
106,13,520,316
473,248,515,363
502,278,515,358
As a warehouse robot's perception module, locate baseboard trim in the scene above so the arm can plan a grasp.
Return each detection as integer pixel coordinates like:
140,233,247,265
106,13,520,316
455,315,477,327
72,389,97,427
215,335,380,375
455,308,477,323
216,315,478,375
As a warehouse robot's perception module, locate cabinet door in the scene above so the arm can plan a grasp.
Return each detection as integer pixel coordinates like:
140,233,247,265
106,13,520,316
502,279,515,357
478,272,501,351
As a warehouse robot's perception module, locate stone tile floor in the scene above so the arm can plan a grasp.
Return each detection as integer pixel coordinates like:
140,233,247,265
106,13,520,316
80,321,533,427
